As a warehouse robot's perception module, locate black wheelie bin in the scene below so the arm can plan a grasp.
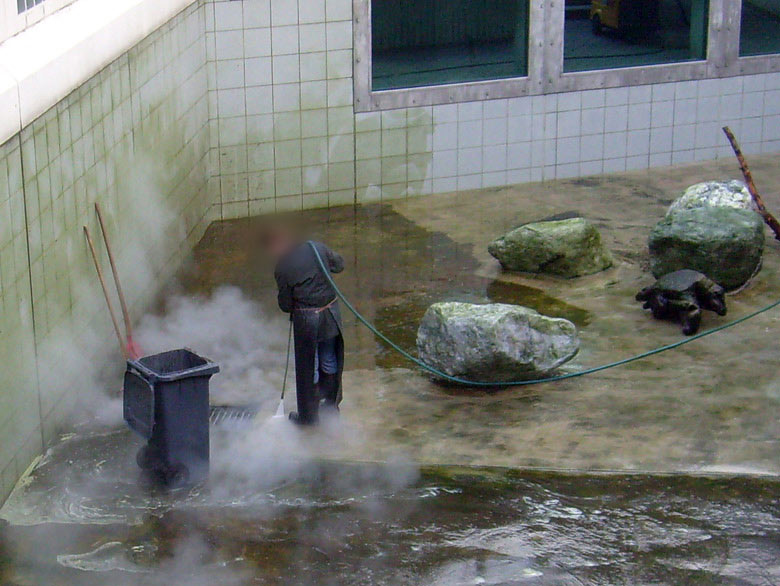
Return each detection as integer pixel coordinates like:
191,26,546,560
123,349,219,486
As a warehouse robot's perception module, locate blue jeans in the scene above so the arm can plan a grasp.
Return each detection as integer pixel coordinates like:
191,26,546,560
313,336,338,383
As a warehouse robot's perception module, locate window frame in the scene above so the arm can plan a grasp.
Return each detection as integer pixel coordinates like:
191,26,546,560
17,0,45,15
353,0,780,112
735,0,780,68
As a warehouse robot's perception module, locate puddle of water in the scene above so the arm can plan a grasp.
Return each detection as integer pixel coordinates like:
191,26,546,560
0,428,778,585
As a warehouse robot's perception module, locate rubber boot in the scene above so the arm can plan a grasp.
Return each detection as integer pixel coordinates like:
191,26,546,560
289,408,319,426
319,372,340,414
289,383,320,425
288,411,309,425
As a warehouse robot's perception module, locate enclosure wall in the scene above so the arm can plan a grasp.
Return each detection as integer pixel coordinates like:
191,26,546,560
207,0,780,218
0,1,211,502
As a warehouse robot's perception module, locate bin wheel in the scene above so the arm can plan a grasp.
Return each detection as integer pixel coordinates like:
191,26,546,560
136,446,158,470
164,464,190,487
592,15,602,35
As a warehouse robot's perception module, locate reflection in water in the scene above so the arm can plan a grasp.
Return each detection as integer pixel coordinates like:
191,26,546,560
1,428,778,585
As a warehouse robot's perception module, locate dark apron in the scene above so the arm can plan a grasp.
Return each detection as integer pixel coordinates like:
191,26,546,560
292,301,344,423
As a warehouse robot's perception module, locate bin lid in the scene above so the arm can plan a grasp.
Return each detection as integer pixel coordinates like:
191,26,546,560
128,348,220,382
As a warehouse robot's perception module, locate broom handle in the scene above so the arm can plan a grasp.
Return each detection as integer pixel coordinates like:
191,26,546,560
95,203,134,341
84,226,128,359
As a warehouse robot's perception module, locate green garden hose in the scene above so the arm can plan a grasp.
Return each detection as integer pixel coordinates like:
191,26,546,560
308,241,780,387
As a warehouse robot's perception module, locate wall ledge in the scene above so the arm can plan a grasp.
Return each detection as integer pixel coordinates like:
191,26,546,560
0,0,198,145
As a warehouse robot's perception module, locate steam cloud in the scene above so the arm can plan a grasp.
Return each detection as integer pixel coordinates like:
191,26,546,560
135,286,289,408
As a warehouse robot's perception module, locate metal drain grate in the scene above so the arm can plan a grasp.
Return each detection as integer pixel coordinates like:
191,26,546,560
209,405,259,426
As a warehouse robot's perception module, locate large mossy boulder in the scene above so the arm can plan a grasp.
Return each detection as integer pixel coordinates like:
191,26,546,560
488,218,613,278
649,207,764,291
668,180,756,215
416,302,579,382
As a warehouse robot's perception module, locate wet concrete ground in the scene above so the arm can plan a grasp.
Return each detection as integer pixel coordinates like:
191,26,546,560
187,154,780,475
2,156,780,584
0,428,778,585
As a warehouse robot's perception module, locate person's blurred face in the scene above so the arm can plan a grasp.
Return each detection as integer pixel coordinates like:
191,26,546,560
264,229,295,259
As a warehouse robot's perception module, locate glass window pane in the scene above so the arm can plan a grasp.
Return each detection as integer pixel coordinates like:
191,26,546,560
371,0,529,91
564,0,709,72
740,0,780,56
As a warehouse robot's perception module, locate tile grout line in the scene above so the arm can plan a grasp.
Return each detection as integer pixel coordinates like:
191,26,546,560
16,132,45,453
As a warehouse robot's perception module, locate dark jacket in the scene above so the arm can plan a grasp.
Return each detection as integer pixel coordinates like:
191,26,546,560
275,241,342,305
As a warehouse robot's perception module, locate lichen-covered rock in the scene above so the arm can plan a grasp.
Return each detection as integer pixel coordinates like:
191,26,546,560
668,180,756,215
488,218,613,278
416,302,579,382
649,207,764,291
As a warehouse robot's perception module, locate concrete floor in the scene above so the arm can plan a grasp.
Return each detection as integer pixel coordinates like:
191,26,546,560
185,154,780,476
2,155,780,585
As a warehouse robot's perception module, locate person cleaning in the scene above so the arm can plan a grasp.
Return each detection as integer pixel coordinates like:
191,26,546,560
265,227,345,425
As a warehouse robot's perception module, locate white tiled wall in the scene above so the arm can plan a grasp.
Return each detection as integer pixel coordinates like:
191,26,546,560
0,134,39,505
355,74,780,199
0,1,212,502
206,0,356,217
203,0,780,219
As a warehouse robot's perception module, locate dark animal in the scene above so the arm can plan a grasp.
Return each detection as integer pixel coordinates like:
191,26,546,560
636,269,727,335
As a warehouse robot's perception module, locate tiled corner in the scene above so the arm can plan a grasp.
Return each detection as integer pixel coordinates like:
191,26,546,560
0,1,213,503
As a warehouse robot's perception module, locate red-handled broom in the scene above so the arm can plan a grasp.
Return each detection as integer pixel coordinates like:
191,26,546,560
94,203,142,360
84,225,129,360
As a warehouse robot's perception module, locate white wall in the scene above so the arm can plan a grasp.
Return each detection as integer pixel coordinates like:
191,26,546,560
206,0,356,217
419,74,780,190
205,0,780,218
0,0,78,43
0,0,212,503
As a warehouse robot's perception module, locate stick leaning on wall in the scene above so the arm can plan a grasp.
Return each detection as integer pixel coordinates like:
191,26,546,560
84,225,129,360
722,126,780,241
95,203,141,359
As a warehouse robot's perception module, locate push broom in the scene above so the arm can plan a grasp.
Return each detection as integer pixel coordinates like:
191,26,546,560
95,203,142,360
84,225,129,360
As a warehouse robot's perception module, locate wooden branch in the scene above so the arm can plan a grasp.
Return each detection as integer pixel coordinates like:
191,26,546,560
722,126,780,241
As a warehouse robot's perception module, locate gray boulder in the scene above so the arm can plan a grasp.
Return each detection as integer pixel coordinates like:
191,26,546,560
416,302,579,382
649,207,764,291
488,217,613,278
668,180,756,215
